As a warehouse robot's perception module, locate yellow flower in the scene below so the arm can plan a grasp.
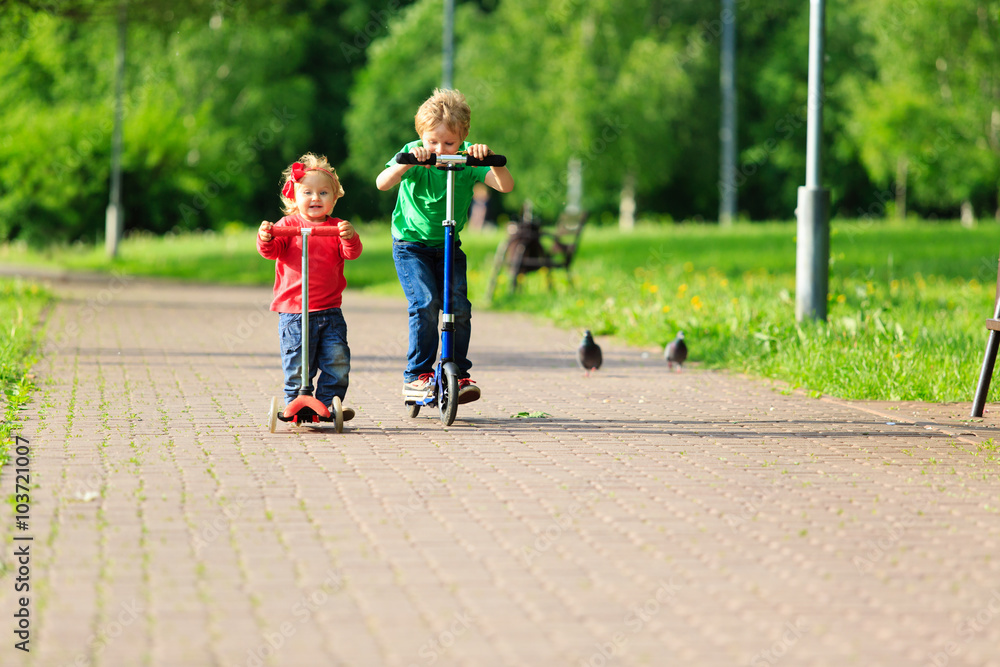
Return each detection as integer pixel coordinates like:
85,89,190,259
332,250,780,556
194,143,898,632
691,295,703,311
836,294,846,304
720,279,729,288
661,305,671,313
677,283,688,294
648,284,659,294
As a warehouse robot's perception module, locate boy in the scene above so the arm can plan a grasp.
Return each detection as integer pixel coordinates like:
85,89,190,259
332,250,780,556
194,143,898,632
376,88,514,404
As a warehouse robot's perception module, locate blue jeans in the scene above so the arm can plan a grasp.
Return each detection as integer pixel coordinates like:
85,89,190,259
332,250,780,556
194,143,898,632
392,240,472,382
279,309,350,405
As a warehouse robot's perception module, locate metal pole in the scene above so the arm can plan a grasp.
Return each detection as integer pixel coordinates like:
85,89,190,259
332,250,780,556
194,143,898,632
300,229,312,395
719,0,737,226
105,1,126,258
795,0,830,322
442,0,454,88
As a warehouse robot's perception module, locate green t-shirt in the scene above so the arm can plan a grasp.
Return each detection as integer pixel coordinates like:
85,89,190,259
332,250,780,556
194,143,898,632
387,140,491,246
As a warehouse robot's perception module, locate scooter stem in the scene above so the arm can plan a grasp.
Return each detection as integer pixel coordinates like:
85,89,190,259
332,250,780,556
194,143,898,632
300,228,312,395
441,169,456,363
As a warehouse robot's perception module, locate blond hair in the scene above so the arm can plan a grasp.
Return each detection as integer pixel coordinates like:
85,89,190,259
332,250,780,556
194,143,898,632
279,153,345,215
414,88,471,139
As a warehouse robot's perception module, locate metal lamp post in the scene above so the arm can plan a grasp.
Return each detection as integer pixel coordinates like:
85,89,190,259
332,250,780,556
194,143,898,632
795,0,830,322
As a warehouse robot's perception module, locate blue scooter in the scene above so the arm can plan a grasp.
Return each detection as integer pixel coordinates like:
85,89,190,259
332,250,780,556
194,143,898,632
394,151,507,426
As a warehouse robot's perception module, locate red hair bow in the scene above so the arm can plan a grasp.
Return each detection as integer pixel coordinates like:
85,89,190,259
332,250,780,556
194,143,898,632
281,162,308,200
282,162,337,200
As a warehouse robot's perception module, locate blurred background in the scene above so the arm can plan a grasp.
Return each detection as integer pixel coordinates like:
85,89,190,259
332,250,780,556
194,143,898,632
0,0,998,246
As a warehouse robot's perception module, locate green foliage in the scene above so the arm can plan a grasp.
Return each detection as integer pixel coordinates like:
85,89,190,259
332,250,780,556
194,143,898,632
847,0,1000,214
2,0,1000,243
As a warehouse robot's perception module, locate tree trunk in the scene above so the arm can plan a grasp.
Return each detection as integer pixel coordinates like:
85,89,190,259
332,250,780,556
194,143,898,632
895,157,908,219
619,171,636,231
961,200,976,228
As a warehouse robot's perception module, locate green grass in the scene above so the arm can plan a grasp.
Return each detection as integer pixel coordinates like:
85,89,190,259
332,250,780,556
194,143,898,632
0,279,52,465
1,219,997,403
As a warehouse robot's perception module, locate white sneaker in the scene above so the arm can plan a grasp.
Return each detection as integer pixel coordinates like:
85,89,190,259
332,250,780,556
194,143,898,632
403,373,434,400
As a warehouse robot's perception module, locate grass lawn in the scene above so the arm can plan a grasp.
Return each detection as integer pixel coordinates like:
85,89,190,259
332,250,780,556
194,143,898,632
1,219,998,403
0,279,52,463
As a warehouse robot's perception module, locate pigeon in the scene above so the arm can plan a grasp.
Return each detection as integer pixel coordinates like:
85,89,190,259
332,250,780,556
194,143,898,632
577,330,602,377
664,331,687,371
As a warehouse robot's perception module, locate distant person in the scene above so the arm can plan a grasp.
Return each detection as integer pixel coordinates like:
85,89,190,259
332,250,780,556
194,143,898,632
468,181,490,231
376,88,514,405
257,153,363,419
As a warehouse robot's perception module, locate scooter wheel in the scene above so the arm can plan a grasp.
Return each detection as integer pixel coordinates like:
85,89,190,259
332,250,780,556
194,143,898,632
406,402,421,418
440,371,459,426
268,396,280,433
332,396,344,433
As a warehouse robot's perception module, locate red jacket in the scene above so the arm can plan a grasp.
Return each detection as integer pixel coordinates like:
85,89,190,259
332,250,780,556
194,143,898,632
257,215,363,313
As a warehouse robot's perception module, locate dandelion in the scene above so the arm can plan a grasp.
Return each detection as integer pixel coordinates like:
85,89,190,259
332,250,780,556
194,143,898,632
836,294,846,304
661,305,671,313
691,295,703,311
677,283,688,295
648,284,659,294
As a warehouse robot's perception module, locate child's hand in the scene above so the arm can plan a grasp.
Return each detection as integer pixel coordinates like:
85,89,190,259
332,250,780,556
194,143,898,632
411,145,434,167
338,220,357,240
466,144,494,160
258,220,273,242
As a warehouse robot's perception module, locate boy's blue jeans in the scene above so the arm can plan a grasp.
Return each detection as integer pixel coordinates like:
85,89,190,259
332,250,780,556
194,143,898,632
279,308,350,406
392,239,473,383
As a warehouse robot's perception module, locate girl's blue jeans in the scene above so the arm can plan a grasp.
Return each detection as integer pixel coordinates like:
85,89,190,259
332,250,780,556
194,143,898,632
279,308,350,406
392,239,473,383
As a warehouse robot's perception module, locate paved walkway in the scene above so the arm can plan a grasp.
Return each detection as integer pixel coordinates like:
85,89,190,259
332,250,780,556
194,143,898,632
3,274,1000,667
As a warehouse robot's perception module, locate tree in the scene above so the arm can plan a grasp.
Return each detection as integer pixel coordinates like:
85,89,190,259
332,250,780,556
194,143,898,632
346,0,697,222
847,0,1000,219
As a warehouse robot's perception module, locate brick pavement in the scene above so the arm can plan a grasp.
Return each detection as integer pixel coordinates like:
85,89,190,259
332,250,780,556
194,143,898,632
3,275,1000,667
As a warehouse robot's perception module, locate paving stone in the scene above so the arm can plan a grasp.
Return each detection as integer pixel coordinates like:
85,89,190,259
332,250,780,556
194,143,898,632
4,276,1000,666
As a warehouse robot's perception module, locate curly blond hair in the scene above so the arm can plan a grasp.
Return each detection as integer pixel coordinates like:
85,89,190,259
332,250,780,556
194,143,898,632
279,153,345,215
414,88,471,139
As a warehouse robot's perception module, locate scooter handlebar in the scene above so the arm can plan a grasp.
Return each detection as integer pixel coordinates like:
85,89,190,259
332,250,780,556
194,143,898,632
395,152,507,167
269,225,341,237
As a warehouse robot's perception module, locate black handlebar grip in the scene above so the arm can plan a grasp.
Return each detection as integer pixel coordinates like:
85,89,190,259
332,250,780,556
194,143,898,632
465,154,507,167
395,152,437,165
395,152,507,167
